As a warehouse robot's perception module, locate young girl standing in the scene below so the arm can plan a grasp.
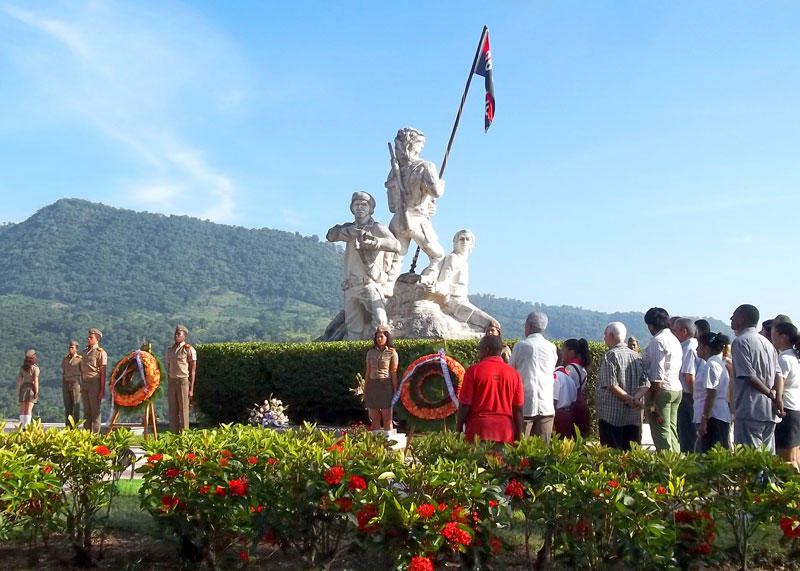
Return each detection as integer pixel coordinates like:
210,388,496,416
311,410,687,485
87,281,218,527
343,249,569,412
364,326,399,432
17,349,39,428
772,322,799,470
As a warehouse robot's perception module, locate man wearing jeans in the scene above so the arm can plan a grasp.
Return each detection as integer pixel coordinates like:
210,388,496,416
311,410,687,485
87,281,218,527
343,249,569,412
509,311,558,442
730,304,783,450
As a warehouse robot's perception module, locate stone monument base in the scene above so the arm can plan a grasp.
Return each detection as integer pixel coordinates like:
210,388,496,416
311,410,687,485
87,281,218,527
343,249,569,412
385,273,483,340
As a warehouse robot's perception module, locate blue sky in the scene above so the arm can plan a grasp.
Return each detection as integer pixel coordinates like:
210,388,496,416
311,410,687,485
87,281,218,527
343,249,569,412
1,1,799,327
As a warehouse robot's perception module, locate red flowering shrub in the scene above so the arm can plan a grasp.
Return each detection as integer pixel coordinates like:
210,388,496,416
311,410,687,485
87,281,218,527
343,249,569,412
93,445,110,456
164,468,181,478
334,497,353,511
409,556,434,571
441,521,472,546
229,477,248,497
357,504,380,534
504,479,525,499
780,517,800,540
416,503,436,519
348,474,367,491
325,466,345,485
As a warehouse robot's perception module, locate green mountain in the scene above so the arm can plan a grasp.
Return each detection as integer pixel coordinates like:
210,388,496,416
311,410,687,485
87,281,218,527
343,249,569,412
0,199,732,422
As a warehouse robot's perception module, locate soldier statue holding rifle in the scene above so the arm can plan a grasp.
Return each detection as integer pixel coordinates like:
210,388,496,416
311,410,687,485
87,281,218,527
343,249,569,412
384,127,446,296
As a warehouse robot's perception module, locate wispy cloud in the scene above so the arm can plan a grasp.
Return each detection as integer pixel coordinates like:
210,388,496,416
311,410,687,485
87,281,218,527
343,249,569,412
1,1,250,222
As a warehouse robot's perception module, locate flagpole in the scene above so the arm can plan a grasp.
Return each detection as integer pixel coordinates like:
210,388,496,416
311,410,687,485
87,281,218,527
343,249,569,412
408,26,488,274
439,25,488,179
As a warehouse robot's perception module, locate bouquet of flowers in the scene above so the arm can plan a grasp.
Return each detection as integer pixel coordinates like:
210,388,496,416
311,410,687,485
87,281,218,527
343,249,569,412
350,373,366,400
248,396,290,428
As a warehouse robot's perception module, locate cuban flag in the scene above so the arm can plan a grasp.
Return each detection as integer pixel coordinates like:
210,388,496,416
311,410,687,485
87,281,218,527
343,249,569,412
474,27,495,132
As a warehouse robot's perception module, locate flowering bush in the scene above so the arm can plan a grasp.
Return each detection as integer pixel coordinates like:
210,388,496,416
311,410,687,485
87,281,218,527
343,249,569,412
247,395,289,428
0,421,132,565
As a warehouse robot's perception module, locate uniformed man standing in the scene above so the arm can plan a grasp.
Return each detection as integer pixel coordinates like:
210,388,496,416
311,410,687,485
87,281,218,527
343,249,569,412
165,325,197,433
61,340,83,427
80,328,107,432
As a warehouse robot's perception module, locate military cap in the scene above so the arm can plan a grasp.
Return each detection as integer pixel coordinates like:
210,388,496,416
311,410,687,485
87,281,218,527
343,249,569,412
25,349,36,358
350,191,376,212
69,340,79,348
175,324,189,335
89,328,103,339
774,314,793,325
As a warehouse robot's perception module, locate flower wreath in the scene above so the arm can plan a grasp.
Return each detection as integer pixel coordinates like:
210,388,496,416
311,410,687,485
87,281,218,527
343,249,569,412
110,345,164,410
393,351,465,420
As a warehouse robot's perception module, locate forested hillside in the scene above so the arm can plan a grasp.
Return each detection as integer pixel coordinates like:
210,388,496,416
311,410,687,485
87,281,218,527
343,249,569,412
0,199,344,421
0,199,732,422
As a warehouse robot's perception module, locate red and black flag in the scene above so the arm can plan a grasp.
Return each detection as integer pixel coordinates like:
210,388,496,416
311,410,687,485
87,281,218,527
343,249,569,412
474,26,495,132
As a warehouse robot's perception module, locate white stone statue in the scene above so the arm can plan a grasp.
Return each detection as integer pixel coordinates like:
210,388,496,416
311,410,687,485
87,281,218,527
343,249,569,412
326,192,401,340
422,229,495,331
385,127,445,294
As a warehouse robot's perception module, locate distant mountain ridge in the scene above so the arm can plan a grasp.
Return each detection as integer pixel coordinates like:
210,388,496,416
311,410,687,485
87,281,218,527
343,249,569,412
0,199,731,421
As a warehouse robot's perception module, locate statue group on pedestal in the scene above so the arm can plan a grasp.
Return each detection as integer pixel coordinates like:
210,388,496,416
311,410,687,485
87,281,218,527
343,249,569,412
325,128,497,341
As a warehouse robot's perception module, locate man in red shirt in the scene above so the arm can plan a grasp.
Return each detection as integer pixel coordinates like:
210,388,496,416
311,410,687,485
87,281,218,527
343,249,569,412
456,335,525,444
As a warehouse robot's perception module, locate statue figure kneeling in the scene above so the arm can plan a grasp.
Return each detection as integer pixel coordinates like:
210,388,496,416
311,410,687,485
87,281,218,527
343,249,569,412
422,229,495,331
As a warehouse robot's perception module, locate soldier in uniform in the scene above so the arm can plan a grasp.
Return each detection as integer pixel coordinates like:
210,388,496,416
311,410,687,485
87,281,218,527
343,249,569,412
165,324,197,433
80,328,107,432
61,340,83,427
326,192,401,340
17,349,39,428
384,127,446,294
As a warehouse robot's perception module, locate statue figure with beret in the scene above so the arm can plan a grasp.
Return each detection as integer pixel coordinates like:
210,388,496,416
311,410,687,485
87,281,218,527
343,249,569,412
165,324,197,433
326,191,401,340
80,328,107,432
384,127,446,295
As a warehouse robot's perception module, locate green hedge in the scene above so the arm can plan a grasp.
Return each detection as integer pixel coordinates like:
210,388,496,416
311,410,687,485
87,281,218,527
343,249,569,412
195,339,609,428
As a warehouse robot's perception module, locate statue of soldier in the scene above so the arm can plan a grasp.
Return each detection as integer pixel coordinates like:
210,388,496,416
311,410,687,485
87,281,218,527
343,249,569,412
326,192,401,340
384,127,446,295
423,229,495,330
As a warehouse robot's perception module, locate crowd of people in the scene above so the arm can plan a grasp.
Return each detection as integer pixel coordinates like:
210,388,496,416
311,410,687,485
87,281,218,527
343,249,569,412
15,325,197,435
447,304,799,470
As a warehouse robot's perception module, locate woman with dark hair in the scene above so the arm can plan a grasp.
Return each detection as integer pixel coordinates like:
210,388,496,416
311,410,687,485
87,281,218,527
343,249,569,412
694,332,732,452
364,325,399,432
642,307,683,451
554,338,592,438
16,349,39,428
485,320,512,363
627,337,640,352
772,322,799,470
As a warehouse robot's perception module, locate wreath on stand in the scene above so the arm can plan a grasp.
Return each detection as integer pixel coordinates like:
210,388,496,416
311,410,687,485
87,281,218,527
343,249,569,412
393,349,466,432
109,343,165,415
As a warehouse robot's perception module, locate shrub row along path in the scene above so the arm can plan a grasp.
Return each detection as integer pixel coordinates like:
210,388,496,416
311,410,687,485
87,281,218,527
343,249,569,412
3,419,658,480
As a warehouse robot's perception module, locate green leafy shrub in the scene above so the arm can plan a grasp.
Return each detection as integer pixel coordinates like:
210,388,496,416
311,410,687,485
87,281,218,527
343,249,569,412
0,422,132,564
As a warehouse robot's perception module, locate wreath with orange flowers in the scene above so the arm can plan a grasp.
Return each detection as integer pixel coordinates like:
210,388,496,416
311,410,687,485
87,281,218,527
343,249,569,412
397,353,465,422
110,345,165,412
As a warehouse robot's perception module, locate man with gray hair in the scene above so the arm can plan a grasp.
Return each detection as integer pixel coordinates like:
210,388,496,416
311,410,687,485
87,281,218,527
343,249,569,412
673,317,700,452
595,322,650,450
509,311,558,442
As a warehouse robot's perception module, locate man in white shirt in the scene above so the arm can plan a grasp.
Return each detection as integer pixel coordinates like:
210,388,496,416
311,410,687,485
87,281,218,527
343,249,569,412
509,311,558,442
673,317,700,452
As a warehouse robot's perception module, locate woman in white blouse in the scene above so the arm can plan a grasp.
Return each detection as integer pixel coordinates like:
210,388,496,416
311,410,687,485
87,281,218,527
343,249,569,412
694,332,731,452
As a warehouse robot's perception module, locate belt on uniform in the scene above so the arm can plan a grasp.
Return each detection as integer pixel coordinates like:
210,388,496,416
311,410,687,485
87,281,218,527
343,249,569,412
341,276,372,290
168,376,189,382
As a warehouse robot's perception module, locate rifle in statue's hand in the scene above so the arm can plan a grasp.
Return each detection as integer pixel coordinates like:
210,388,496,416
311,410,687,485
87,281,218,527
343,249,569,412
387,143,411,232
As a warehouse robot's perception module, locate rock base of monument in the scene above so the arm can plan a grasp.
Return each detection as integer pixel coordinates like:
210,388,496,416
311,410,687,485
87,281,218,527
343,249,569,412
385,273,484,340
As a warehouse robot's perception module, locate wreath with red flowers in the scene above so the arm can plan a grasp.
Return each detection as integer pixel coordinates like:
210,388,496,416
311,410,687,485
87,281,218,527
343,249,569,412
396,353,465,425
110,344,165,413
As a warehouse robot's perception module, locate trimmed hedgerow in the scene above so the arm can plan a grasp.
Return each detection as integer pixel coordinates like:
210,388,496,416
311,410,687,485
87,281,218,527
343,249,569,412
194,339,609,428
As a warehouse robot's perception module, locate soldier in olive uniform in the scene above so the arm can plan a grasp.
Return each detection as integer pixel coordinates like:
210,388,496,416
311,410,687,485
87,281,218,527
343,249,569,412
80,328,107,432
61,340,83,427
165,325,197,433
